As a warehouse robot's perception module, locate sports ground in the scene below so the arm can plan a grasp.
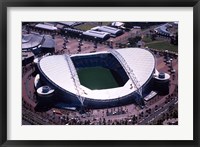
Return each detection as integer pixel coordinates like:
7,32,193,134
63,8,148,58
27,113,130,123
77,67,119,90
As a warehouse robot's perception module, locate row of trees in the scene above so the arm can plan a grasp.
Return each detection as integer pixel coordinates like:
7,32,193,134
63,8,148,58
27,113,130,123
170,32,178,45
151,105,178,125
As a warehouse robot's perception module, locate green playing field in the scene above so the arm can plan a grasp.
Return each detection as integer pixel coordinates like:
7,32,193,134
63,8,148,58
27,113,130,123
77,67,119,90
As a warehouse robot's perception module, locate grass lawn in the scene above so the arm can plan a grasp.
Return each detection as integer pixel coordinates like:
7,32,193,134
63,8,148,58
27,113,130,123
145,41,178,52
142,36,152,43
77,67,119,90
74,22,111,31
74,24,96,31
101,22,111,26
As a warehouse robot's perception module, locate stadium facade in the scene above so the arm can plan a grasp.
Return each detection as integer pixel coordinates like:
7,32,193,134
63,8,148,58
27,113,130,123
34,48,169,109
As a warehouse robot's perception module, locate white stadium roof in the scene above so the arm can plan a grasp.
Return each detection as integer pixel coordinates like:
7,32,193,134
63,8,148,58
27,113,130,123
38,48,155,100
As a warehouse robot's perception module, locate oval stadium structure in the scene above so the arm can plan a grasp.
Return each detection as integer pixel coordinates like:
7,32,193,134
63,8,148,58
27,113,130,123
36,48,157,109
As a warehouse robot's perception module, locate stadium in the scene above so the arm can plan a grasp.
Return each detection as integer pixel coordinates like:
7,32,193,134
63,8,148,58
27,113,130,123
35,48,169,109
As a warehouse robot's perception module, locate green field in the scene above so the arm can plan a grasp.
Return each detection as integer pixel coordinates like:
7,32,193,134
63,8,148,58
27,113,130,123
74,24,95,31
142,36,152,43
74,22,111,31
101,22,111,26
77,67,119,90
145,41,178,52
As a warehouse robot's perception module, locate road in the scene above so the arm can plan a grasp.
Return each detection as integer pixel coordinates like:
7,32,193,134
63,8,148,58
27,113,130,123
138,98,178,125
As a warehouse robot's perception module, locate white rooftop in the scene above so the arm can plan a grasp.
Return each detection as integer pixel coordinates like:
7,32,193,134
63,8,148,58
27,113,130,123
83,30,110,39
154,23,172,35
35,23,57,31
37,86,54,97
98,26,122,34
111,22,124,27
22,34,43,49
38,48,155,100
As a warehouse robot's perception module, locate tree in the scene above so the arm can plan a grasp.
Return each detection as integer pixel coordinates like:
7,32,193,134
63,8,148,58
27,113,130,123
155,105,158,110
128,36,142,47
175,32,178,45
172,109,178,118
170,32,178,45
151,33,157,41
166,113,170,120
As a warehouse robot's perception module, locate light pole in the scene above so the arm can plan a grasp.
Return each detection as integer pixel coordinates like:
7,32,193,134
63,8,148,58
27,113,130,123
110,40,113,49
94,37,97,51
79,34,82,42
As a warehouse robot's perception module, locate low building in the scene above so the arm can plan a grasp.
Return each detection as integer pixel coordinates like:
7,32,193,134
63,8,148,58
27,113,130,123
35,23,57,33
82,30,110,41
22,33,55,55
154,23,173,37
92,26,123,37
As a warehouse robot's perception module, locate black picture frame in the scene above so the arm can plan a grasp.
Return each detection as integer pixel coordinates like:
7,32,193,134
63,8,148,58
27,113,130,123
0,0,199,146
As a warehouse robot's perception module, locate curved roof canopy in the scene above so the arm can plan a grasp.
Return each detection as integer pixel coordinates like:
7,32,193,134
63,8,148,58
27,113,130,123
22,34,44,50
38,48,155,100
97,26,123,35
83,30,110,39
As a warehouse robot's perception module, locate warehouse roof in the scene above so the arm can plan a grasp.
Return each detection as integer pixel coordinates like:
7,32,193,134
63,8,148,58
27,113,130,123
35,23,57,31
83,30,110,39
